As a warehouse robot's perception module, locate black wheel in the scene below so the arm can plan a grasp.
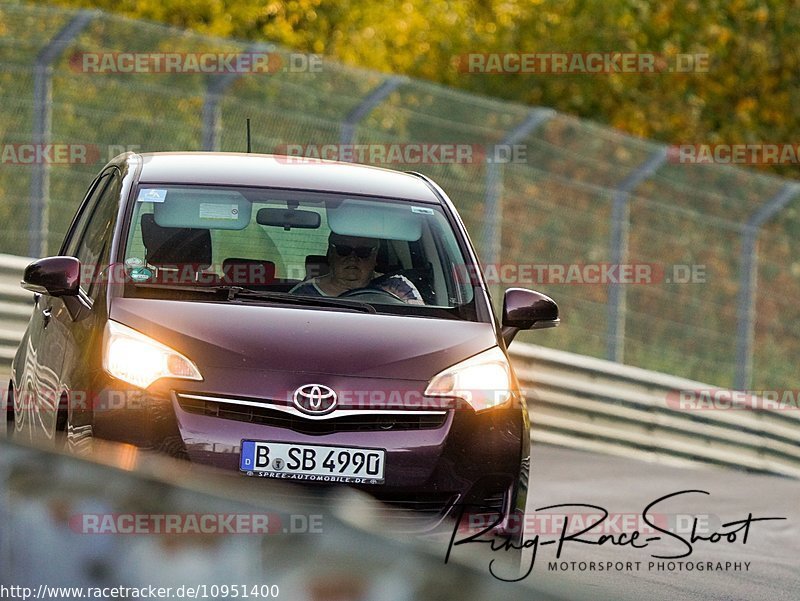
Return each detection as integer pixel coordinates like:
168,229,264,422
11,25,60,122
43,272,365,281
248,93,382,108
5,382,13,439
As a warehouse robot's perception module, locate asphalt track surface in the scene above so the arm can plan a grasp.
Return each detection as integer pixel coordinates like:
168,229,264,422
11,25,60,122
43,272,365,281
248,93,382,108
2,396,797,600
515,445,799,601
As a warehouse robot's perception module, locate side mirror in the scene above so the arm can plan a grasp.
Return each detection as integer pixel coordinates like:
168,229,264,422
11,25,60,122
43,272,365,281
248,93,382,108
21,256,80,297
501,288,559,345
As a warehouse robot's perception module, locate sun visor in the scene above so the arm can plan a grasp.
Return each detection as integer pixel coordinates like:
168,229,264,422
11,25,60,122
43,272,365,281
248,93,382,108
327,199,422,241
151,188,252,230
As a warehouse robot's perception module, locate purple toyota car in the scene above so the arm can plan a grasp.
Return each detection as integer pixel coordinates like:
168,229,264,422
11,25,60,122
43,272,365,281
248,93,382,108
9,152,558,539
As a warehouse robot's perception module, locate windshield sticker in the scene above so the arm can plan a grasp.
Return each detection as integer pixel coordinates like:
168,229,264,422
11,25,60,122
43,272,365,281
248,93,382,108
199,203,240,220
125,257,144,267
137,189,167,203
411,206,435,215
128,267,153,282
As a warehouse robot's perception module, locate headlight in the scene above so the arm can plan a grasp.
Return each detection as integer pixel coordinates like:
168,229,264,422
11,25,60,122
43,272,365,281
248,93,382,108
103,320,202,389
424,346,513,412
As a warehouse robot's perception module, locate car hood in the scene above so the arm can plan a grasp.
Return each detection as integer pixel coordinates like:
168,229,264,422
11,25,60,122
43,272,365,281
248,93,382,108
110,297,497,382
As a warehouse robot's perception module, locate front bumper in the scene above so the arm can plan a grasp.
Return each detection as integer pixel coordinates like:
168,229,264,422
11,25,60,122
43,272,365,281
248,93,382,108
87,377,529,536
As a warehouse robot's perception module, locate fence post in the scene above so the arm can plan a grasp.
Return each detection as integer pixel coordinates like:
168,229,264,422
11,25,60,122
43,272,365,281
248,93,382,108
605,146,667,363
29,11,95,259
201,44,269,151
734,183,799,390
339,77,405,149
480,108,554,268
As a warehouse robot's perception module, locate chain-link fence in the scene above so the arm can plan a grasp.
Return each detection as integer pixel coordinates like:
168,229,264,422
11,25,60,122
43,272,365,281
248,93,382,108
0,1,797,392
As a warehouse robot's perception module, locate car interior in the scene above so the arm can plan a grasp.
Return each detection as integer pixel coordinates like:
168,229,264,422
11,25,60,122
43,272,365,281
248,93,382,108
135,212,442,305
125,188,473,309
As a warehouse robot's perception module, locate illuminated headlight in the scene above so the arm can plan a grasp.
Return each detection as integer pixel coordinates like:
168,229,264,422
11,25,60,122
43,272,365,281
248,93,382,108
424,346,513,412
103,320,202,389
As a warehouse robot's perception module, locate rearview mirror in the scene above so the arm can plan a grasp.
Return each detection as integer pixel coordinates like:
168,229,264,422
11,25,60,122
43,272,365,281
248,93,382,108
21,256,80,297
257,208,321,230
501,288,559,345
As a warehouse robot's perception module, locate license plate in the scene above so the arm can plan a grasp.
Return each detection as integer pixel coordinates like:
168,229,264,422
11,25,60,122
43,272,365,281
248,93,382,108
239,441,386,484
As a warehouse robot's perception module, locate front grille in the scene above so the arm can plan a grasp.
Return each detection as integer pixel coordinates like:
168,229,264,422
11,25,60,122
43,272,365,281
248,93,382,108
176,394,447,435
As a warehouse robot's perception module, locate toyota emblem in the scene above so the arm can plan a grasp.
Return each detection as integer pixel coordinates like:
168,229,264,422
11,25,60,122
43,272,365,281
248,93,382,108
293,384,337,415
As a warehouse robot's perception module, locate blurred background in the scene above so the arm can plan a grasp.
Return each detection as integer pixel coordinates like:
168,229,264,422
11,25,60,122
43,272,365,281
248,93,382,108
1,3,799,597
0,0,797,391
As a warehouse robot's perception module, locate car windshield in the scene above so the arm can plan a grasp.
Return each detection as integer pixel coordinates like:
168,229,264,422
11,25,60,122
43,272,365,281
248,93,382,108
120,185,482,321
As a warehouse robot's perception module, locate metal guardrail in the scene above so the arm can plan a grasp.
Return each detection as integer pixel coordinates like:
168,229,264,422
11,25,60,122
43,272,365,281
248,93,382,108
0,254,796,478
512,344,800,478
0,437,547,599
0,254,33,371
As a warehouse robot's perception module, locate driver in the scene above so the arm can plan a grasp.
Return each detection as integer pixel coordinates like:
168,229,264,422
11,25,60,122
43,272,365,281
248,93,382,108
290,232,424,304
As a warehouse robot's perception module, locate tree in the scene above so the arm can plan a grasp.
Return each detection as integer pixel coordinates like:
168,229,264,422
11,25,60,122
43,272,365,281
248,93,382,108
40,0,799,176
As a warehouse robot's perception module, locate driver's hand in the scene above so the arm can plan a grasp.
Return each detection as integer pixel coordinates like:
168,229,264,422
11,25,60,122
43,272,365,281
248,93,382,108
375,276,425,305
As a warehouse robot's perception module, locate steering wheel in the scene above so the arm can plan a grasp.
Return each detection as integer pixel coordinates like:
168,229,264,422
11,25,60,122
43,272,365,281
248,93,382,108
338,287,406,304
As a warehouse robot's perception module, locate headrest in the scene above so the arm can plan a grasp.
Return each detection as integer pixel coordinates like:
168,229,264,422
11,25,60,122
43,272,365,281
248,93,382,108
222,258,276,286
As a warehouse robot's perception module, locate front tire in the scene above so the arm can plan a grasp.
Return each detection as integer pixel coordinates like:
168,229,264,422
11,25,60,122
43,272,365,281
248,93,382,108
4,382,13,439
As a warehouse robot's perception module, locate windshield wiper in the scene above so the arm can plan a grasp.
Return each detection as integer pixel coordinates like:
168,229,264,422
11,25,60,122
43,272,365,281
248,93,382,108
131,283,376,313
223,286,376,313
131,282,219,293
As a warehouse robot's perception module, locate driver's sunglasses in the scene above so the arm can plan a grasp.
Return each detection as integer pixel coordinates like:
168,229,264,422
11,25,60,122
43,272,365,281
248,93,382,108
330,243,377,259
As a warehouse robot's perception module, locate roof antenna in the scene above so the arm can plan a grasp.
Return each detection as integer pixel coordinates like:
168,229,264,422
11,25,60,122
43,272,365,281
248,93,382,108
246,118,252,153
